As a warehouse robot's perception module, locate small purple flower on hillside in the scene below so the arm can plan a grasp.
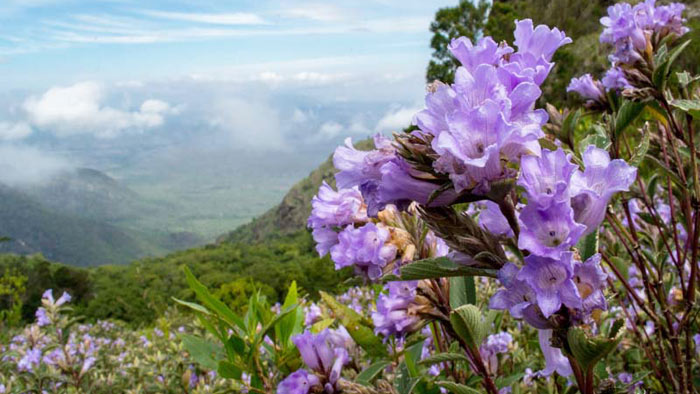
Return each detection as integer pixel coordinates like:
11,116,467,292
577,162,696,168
277,369,320,394
570,145,637,234
504,19,572,87
489,263,536,319
518,253,582,318
693,334,700,354
432,100,509,193
567,74,605,102
80,356,96,375
372,281,420,338
333,134,396,215
36,307,50,326
311,227,338,257
42,289,72,307
480,331,513,374
573,254,608,313
449,36,513,72
304,304,322,327
600,1,688,65
292,330,349,391
538,329,572,377
378,158,459,209
330,223,396,280
518,148,577,208
602,67,632,91
518,201,586,259
478,201,514,237
308,182,366,229
18,348,42,372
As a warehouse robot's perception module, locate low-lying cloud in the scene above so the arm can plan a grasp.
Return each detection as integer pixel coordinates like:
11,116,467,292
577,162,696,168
0,144,73,186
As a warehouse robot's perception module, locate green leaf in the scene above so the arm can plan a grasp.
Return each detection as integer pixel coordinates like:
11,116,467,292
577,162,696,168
320,292,388,359
566,326,624,372
561,109,581,143
449,305,487,350
310,318,335,333
676,71,700,88
217,360,242,379
670,99,700,118
225,334,245,357
398,257,498,281
436,381,482,394
578,124,610,153
653,40,691,89
496,373,525,389
355,360,390,386
418,352,470,366
449,276,476,309
576,230,599,261
254,305,297,346
172,297,211,316
180,334,223,371
184,266,245,331
404,340,425,378
615,101,646,138
276,281,301,347
629,128,651,167
395,363,420,394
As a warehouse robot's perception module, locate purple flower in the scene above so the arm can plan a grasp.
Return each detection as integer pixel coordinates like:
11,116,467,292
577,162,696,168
602,67,632,91
573,254,608,313
378,158,459,209
330,223,396,280
489,263,536,319
480,332,513,375
36,307,50,326
18,348,42,372
304,304,322,327
567,74,605,102
311,227,338,257
277,369,320,394
537,329,572,377
333,134,396,215
570,145,637,234
518,148,577,208
292,330,349,390
308,182,366,229
449,36,513,73
372,281,420,338
478,201,514,237
517,253,582,318
518,200,586,259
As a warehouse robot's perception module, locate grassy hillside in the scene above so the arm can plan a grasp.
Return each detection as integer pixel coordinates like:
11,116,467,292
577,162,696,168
0,184,168,266
219,138,374,244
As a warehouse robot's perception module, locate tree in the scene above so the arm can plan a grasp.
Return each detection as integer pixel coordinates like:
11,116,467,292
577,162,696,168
426,0,489,84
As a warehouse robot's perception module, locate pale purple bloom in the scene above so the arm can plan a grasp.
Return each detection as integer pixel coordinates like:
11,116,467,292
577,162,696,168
330,223,396,280
602,67,632,91
372,281,420,338
571,145,637,234
80,356,96,375
304,304,322,327
567,74,605,102
518,148,577,208
693,334,700,354
478,201,514,237
277,369,320,394
292,330,349,391
36,307,50,326
311,227,338,257
574,254,608,313
480,332,513,374
518,253,582,318
378,158,459,209
518,200,586,259
537,329,572,377
41,289,71,306
449,36,513,73
308,182,366,229
489,263,536,319
18,348,42,372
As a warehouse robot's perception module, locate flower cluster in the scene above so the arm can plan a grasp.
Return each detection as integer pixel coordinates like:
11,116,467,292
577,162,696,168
372,281,421,339
413,20,571,194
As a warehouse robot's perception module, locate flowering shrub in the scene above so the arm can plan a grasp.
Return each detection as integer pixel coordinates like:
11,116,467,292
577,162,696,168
175,1,700,393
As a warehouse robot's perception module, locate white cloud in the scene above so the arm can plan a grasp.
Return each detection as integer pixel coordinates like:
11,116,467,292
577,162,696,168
142,10,268,25
0,121,32,140
318,121,343,139
23,82,172,138
208,98,285,150
282,4,349,22
375,106,421,132
0,144,72,186
291,108,310,123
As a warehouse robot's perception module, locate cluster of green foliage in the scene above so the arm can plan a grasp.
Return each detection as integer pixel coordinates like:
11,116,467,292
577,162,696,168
0,231,349,327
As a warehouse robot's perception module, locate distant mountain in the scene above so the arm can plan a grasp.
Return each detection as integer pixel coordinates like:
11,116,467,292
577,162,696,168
219,138,374,244
0,183,164,266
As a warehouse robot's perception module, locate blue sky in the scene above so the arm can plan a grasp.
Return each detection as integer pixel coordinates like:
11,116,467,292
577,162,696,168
0,0,456,192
